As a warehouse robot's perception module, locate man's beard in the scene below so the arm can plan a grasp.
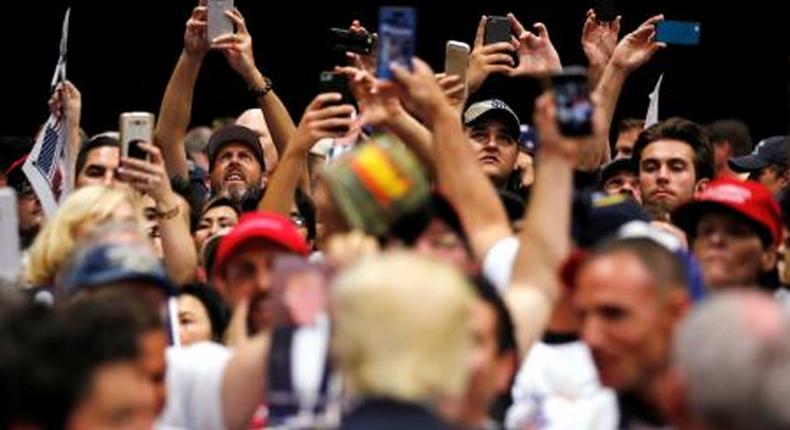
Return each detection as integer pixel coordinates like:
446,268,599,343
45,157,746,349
219,185,264,211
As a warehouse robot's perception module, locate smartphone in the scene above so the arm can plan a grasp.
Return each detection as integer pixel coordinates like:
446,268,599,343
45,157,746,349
484,15,511,45
519,124,540,154
119,112,155,160
319,72,355,135
0,188,21,283
329,27,374,55
207,0,235,42
445,41,470,81
376,6,417,80
655,20,701,46
591,0,617,22
550,66,594,137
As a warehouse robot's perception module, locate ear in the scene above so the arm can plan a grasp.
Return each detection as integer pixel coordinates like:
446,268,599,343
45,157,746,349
666,289,692,324
761,246,778,273
693,178,710,195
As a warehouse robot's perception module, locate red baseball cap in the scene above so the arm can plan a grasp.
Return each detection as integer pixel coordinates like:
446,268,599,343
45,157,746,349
673,178,783,247
213,212,309,275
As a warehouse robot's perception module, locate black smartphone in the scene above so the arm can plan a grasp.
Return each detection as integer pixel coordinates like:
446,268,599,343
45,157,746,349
550,66,594,137
319,71,355,134
484,16,511,45
329,27,375,54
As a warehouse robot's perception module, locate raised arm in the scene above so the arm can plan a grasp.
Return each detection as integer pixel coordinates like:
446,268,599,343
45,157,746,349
467,15,518,94
154,3,209,180
212,9,297,158
391,58,511,261
594,14,665,155
507,13,562,78
49,80,82,191
581,9,621,89
506,91,606,355
258,93,354,215
119,144,198,285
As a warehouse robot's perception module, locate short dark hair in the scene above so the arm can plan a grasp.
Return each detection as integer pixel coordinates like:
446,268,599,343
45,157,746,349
179,283,228,342
75,134,120,178
705,119,753,157
0,295,143,429
617,118,646,135
473,276,517,356
633,117,714,182
294,188,317,243
591,237,688,295
170,175,204,232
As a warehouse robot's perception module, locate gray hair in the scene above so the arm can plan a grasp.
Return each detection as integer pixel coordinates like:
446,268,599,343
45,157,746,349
675,290,790,430
184,126,213,154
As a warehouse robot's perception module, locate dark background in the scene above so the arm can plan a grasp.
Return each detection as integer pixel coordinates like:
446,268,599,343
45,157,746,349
3,0,789,152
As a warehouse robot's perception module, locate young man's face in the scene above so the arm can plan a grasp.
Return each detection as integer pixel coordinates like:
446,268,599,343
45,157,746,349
66,361,156,430
76,146,121,189
209,143,263,202
639,140,704,220
692,210,775,290
574,251,681,392
614,128,641,159
466,119,519,187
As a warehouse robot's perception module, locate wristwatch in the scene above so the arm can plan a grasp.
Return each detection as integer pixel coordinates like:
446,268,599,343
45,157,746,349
250,76,273,98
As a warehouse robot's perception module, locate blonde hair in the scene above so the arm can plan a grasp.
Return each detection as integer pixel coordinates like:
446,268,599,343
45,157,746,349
330,251,475,403
26,185,144,286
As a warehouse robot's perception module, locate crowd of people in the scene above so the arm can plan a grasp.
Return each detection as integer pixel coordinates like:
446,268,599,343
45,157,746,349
1,2,790,430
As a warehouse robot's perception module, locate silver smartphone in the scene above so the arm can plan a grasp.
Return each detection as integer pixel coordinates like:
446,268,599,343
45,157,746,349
119,112,155,160
207,0,235,42
445,41,470,80
0,188,21,283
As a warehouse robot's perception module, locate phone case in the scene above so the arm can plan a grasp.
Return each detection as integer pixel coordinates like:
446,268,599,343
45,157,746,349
655,21,701,46
0,188,21,283
119,113,155,160
207,0,235,42
484,16,511,45
551,66,593,136
444,41,470,80
376,7,417,80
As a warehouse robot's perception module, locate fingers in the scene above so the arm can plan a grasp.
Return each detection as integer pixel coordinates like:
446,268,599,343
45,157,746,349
507,12,527,37
225,9,247,34
211,32,239,45
485,53,516,66
308,93,343,110
485,64,515,75
533,22,550,39
310,104,356,121
481,41,516,55
612,15,622,34
474,15,488,49
583,12,596,37
312,117,355,132
586,8,595,19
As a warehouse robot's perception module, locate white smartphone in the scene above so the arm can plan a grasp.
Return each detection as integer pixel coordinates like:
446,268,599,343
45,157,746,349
444,41,470,81
207,0,235,42
119,112,155,160
0,188,21,284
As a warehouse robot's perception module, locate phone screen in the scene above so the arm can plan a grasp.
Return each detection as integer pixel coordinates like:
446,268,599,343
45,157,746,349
376,7,417,80
655,20,701,46
552,68,594,136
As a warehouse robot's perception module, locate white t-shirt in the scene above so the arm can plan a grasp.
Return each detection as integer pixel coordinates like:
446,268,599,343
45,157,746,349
506,339,617,430
156,342,232,430
482,236,519,293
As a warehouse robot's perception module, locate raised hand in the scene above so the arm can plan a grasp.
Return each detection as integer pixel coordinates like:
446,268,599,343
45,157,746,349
184,3,210,58
211,9,258,82
582,9,621,71
508,13,562,78
610,14,666,73
288,94,356,154
467,15,517,93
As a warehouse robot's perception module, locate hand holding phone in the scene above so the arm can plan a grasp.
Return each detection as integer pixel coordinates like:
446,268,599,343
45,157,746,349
376,7,417,80
119,112,155,160
550,66,594,136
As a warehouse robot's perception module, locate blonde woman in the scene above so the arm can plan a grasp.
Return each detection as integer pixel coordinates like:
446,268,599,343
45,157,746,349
26,185,144,287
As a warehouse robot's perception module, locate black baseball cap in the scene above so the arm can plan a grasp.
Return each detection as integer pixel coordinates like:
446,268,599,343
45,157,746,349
728,136,789,172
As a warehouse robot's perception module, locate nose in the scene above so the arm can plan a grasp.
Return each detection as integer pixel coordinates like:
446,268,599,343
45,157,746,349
656,164,671,182
104,168,116,186
581,316,605,350
255,269,271,296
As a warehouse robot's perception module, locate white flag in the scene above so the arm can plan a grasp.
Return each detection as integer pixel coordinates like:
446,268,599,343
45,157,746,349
645,73,663,128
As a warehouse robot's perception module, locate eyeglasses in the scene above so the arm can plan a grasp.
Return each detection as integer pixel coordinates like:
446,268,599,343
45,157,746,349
290,213,307,229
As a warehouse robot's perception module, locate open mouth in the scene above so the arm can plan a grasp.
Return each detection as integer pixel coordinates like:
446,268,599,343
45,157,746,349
224,170,245,184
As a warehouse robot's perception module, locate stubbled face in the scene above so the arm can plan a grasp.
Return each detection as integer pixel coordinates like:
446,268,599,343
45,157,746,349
692,210,774,290
466,119,519,186
210,143,263,203
76,146,121,189
639,140,701,220
575,252,676,392
748,166,789,196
